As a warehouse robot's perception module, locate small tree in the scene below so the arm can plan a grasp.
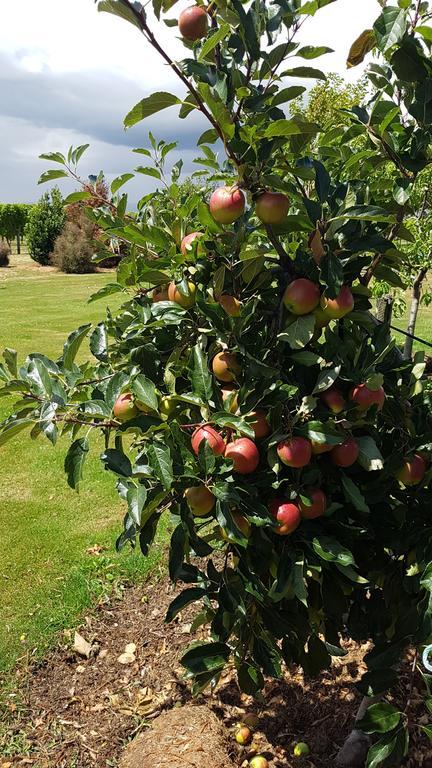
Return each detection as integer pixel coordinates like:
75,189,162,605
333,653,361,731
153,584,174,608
2,2,432,765
25,188,65,265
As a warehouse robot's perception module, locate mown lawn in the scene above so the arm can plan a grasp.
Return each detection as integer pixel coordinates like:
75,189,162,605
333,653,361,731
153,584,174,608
0,253,165,673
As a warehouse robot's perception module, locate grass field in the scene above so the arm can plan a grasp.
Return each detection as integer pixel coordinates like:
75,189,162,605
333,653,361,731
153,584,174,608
0,252,166,674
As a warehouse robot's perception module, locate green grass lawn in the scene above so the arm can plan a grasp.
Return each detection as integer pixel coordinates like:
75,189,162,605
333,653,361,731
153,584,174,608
0,253,166,674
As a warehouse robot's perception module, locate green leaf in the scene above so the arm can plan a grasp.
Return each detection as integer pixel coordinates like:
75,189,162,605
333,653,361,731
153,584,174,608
182,641,230,675
198,23,230,61
263,119,319,139
320,252,344,297
101,448,132,477
298,0,336,15
356,436,384,472
62,324,91,370
272,86,306,106
330,206,396,223
417,25,432,43
282,66,326,80
358,702,400,734
88,283,125,303
38,169,68,185
341,475,370,513
131,374,159,412
312,366,341,394
300,420,342,446
366,731,399,768
312,536,355,567
135,166,162,179
63,191,92,204
111,173,134,194
166,587,207,622
146,441,173,490
297,45,333,59
124,92,181,128
278,314,315,349
89,323,108,361
189,344,213,403
97,0,142,29
65,437,89,490
198,83,235,140
237,663,265,695
373,7,407,53
2,348,17,378
357,669,398,697
0,418,33,447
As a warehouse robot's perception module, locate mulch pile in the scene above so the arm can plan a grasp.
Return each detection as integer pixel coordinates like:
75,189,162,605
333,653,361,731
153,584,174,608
1,569,431,768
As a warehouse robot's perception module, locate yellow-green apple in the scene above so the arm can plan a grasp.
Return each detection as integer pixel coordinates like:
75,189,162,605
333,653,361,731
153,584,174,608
311,440,333,455
397,454,426,486
221,384,239,413
269,498,301,535
191,425,225,456
255,191,289,225
221,511,251,540
209,186,245,224
180,231,202,256
167,281,196,308
184,484,215,516
283,278,320,315
299,488,327,519
350,383,385,411
320,385,346,414
212,351,241,382
248,409,271,439
235,726,252,745
320,285,354,319
178,5,208,40
250,757,269,768
277,436,312,468
113,393,138,421
219,294,242,317
331,437,359,467
225,438,260,474
294,742,310,757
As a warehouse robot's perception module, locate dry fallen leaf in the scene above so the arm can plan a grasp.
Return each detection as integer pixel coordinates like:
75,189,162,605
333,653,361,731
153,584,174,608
117,652,136,665
73,631,92,659
125,642,137,654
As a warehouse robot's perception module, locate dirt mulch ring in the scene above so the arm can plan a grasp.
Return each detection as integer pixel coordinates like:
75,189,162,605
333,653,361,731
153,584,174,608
1,570,431,768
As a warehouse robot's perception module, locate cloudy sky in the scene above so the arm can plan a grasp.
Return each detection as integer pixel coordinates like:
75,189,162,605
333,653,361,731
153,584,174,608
0,0,381,204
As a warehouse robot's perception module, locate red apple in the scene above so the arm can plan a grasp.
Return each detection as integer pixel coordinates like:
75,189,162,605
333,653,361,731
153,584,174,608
235,726,252,745
113,393,138,422
212,351,241,382
209,186,245,225
180,231,202,256
221,384,239,413
248,409,271,439
299,488,327,519
219,294,242,317
225,438,260,474
331,438,359,467
255,191,289,225
277,436,312,468
152,285,169,302
178,5,209,41
397,454,426,486
350,383,385,412
320,385,346,414
168,280,196,308
283,278,320,315
320,285,354,320
184,484,215,516
191,425,225,456
269,498,301,535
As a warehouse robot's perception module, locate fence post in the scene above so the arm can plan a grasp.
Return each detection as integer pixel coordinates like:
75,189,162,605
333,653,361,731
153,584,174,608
376,294,394,325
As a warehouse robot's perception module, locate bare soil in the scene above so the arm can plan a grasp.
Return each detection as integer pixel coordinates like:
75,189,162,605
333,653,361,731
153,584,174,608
1,570,431,768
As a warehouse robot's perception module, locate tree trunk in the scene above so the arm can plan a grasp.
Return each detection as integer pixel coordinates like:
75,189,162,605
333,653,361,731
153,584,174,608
404,267,428,360
17,231,21,254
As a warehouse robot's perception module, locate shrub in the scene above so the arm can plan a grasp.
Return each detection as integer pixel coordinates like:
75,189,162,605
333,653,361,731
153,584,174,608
0,240,10,267
51,216,97,274
25,188,65,265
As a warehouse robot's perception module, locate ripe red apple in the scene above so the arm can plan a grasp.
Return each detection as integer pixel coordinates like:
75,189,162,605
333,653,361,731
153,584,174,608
331,438,359,467
212,351,241,382
235,726,252,745
209,186,245,225
283,278,320,316
225,438,260,474
277,436,312,468
311,440,333,455
167,281,196,308
178,5,209,41
219,294,242,317
191,425,225,456
113,393,138,422
350,383,385,412
152,285,169,302
250,758,269,768
255,191,289,225
184,484,215,516
248,409,271,439
299,488,327,519
180,231,202,256
221,511,251,541
269,498,301,535
397,453,426,486
221,384,239,414
320,285,354,319
320,385,346,414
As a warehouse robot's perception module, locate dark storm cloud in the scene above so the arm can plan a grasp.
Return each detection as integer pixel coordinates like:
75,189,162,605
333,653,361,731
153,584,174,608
0,51,205,147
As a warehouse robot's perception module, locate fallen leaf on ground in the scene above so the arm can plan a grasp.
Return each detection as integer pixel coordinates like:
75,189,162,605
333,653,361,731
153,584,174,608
73,631,92,658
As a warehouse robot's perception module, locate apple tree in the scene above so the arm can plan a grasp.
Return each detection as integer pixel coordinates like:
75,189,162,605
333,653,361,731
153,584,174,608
2,0,432,763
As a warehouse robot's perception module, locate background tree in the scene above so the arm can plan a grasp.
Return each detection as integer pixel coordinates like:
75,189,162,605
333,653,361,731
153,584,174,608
2,1,432,766
25,188,65,265
291,72,369,130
